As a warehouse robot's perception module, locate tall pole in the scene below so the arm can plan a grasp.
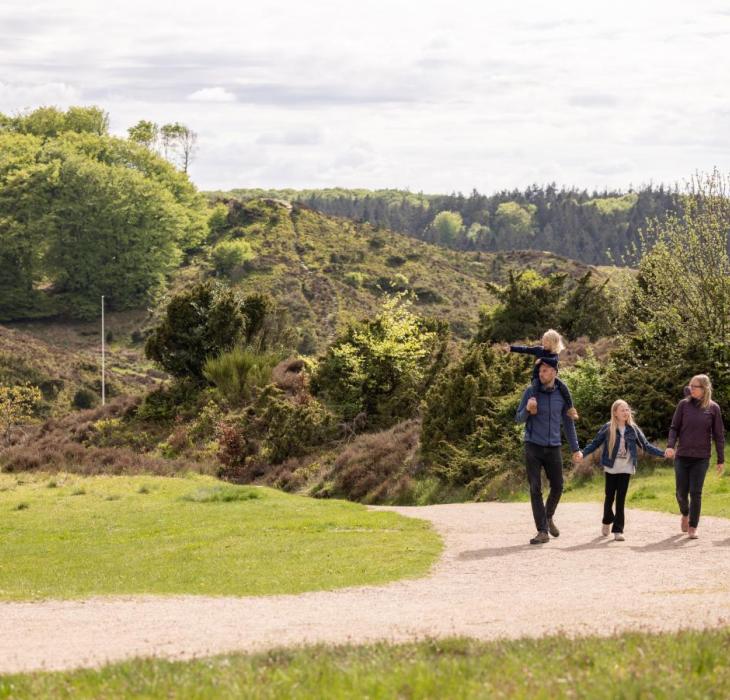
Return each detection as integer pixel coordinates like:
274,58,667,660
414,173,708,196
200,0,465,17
101,295,106,406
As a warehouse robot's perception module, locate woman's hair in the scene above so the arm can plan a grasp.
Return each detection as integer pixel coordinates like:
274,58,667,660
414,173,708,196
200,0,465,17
542,329,565,354
608,399,636,456
688,374,712,409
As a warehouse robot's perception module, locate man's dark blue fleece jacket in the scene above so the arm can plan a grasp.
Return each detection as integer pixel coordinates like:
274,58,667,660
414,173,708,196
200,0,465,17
515,382,579,452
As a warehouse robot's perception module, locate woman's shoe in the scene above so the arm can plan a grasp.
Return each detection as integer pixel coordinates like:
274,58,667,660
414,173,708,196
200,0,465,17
688,527,698,539
681,515,689,533
601,524,610,537
614,533,625,541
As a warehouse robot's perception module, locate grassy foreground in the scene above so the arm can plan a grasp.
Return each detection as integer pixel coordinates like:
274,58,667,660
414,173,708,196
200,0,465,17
0,473,441,600
3,630,730,699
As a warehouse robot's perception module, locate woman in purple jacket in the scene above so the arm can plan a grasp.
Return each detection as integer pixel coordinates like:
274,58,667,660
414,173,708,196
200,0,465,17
666,374,725,539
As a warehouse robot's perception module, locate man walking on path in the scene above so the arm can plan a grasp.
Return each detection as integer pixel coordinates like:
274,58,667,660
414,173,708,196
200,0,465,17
515,358,582,544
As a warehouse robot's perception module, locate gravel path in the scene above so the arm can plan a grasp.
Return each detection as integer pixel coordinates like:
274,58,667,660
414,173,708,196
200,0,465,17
3,502,730,674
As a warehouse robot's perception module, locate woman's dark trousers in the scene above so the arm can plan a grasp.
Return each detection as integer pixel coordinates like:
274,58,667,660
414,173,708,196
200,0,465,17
603,472,631,533
675,457,710,528
525,443,563,533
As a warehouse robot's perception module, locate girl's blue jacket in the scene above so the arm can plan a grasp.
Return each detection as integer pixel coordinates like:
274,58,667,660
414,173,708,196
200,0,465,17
582,422,665,468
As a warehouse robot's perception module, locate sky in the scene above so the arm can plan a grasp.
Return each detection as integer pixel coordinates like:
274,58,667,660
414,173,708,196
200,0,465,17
2,0,730,193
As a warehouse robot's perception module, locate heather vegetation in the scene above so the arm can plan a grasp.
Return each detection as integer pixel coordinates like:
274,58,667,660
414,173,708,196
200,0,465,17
1,108,728,511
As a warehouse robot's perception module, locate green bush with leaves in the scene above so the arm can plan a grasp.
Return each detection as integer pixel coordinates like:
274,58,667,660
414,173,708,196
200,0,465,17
211,239,255,276
559,351,611,443
604,170,730,437
258,387,336,464
312,296,449,428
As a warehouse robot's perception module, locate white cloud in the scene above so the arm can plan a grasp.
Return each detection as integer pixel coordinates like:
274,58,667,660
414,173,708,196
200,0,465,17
1,0,729,192
187,87,236,103
0,81,81,111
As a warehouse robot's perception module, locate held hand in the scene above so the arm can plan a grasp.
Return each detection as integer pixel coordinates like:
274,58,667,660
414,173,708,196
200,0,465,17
717,463,725,476
526,397,538,415
572,451,583,464
664,448,675,460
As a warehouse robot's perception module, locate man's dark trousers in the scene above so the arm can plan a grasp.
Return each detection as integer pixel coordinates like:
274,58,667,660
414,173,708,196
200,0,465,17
525,442,563,533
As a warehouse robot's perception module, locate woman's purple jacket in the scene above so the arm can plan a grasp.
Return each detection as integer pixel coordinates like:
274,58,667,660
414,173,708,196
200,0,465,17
667,398,725,463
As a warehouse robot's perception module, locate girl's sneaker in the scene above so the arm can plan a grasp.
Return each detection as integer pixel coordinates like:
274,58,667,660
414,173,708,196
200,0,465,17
601,524,610,537
614,533,625,541
688,527,698,540
681,515,689,533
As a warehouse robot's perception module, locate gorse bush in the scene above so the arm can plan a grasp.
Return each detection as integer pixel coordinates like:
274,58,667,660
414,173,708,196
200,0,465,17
312,295,449,429
421,344,527,493
203,347,282,405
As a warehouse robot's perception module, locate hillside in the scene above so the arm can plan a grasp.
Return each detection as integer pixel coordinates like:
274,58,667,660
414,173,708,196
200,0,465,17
198,199,606,351
209,186,678,266
1,311,163,417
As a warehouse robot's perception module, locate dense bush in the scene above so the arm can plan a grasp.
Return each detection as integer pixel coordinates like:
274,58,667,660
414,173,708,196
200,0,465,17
211,239,255,276
420,343,527,494
312,296,449,429
145,281,246,379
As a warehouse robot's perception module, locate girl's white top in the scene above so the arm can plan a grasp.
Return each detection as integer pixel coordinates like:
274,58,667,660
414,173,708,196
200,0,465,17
604,426,635,475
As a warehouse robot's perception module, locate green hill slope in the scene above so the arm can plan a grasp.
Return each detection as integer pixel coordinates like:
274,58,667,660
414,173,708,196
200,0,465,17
200,199,602,350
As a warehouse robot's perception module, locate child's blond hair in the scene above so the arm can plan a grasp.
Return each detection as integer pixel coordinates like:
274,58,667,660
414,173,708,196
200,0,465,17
542,329,565,354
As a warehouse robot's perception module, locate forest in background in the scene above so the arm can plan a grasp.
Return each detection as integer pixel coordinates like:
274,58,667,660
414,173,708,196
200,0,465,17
211,185,680,265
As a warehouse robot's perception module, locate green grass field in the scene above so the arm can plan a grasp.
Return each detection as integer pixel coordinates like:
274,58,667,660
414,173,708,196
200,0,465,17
0,473,441,600
3,630,730,699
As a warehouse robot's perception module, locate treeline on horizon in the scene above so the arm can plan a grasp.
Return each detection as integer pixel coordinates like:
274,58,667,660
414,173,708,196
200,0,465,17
212,186,681,265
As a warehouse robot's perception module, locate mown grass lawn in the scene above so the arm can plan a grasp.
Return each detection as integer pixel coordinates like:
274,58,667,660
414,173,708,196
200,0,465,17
561,460,730,519
3,630,730,699
0,473,441,600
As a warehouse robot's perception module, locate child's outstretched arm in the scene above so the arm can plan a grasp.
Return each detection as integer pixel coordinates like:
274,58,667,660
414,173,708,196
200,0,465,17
509,344,545,357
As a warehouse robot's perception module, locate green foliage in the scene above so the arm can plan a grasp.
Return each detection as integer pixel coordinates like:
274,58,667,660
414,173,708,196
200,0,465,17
557,271,615,340
478,269,614,343
493,201,535,246
478,270,566,342
559,351,611,442
0,108,208,320
211,239,255,276
218,186,677,265
420,344,526,492
312,296,449,428
258,387,336,464
0,383,42,442
72,388,98,410
145,282,246,379
606,170,730,436
431,210,463,245
203,347,282,405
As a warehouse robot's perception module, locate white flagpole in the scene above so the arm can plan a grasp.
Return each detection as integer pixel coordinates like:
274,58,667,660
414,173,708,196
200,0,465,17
101,295,106,406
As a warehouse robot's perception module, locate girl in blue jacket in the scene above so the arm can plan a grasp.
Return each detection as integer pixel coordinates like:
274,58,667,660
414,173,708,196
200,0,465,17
581,399,668,541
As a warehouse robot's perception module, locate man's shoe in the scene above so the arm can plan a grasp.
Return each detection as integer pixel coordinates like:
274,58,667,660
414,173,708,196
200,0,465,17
601,523,610,537
548,518,560,537
530,531,550,545
614,533,625,541
688,527,698,539
681,515,689,533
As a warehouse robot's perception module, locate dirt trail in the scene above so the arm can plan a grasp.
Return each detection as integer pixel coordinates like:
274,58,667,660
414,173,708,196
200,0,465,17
3,502,730,674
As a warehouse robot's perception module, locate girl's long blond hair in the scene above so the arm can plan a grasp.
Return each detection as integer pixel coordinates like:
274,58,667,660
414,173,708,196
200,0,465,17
608,399,636,456
689,374,713,409
542,329,565,354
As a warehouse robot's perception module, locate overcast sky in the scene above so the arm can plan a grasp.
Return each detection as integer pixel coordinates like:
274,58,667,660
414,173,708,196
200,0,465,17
2,0,729,193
